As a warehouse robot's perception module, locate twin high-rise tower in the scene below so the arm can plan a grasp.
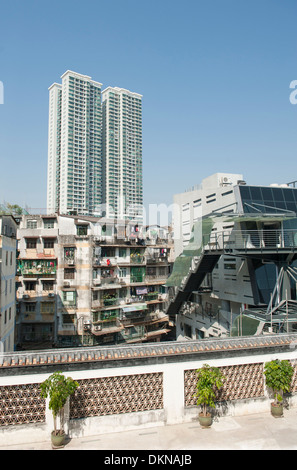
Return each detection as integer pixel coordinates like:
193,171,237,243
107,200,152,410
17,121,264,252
47,70,143,220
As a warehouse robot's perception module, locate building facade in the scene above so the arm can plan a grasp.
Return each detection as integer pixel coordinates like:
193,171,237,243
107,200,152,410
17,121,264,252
0,216,18,352
102,87,143,220
47,72,143,220
167,173,297,340
16,214,173,349
47,71,103,216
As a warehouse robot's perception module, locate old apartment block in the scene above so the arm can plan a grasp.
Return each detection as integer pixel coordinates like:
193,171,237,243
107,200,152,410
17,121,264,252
0,215,18,352
16,214,173,349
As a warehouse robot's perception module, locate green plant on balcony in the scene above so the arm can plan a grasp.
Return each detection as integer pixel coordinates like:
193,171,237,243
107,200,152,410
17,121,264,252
194,363,224,428
264,359,294,417
130,251,143,263
40,372,79,448
102,292,118,306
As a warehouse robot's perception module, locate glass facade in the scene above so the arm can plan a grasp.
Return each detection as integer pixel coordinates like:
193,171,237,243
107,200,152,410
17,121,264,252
239,185,297,214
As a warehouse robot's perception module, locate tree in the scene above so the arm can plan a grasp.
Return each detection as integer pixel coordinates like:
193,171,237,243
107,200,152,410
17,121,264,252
40,372,79,436
0,202,26,215
194,363,224,417
264,359,294,406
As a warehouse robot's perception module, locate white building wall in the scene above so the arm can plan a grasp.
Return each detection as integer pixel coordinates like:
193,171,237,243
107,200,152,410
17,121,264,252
0,217,18,352
1,343,297,445
47,83,62,214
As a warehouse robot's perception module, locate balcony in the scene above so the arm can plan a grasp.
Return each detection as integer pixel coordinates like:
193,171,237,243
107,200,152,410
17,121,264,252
21,267,56,278
102,297,120,308
101,276,120,286
203,229,297,252
130,254,145,264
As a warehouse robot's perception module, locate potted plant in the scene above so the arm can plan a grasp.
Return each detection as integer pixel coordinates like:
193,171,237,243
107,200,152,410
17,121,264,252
194,363,224,428
264,359,294,417
40,371,79,447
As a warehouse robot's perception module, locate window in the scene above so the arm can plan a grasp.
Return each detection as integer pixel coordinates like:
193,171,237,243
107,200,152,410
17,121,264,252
25,281,36,291
76,225,88,236
25,303,36,312
40,302,55,314
42,281,54,291
92,290,99,301
27,220,37,229
44,238,55,249
62,314,75,324
26,238,37,249
43,218,56,229
64,247,75,261
62,290,77,306
64,268,75,279
224,263,236,270
119,267,127,277
119,248,126,258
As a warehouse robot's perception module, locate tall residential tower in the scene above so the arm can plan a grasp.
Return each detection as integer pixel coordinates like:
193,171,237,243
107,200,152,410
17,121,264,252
47,71,103,215
47,71,143,220
102,87,143,220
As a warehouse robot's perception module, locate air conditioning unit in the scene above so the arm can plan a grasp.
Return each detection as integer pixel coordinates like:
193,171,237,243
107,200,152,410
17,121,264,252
48,293,55,297
94,325,102,331
23,294,29,299
221,176,231,185
67,260,74,265
83,320,91,331
63,281,71,287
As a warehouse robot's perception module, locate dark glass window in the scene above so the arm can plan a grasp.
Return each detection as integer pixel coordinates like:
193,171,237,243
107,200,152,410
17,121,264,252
239,186,297,214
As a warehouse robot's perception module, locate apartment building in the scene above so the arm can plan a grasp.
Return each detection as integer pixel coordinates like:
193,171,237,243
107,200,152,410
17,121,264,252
16,215,58,348
167,173,297,339
16,215,172,349
47,71,143,221
0,216,18,352
47,71,103,216
102,86,143,220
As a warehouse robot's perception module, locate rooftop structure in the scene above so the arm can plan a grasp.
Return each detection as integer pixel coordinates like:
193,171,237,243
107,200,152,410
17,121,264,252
168,173,297,339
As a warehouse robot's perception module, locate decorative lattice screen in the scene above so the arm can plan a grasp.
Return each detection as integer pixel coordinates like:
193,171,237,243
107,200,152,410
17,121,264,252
0,383,46,426
184,363,265,407
70,372,163,419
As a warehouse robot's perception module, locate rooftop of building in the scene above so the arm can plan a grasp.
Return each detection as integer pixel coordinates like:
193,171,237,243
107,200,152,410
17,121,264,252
1,333,296,372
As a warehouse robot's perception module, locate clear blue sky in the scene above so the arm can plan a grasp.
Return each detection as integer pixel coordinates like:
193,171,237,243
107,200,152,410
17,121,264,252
0,0,296,212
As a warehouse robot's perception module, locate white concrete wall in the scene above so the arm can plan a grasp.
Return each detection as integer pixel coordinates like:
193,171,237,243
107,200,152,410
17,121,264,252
1,345,297,446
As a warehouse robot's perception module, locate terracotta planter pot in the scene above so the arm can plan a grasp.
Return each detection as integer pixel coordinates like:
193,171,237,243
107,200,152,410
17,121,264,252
198,413,212,428
271,403,283,418
51,430,66,448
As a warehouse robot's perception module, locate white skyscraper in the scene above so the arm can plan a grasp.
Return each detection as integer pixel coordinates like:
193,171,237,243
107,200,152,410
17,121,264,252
47,71,103,215
47,72,143,219
102,87,143,220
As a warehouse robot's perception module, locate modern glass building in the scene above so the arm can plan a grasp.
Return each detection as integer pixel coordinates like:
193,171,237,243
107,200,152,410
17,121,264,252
168,173,297,339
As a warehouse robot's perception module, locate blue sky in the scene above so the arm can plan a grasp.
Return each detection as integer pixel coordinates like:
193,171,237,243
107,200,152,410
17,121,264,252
0,0,296,212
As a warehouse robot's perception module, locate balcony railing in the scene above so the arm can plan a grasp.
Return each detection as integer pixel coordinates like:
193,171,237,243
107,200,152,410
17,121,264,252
203,229,297,252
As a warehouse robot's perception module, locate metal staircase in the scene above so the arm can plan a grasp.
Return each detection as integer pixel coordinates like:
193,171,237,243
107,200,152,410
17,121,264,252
166,227,297,319
166,252,221,317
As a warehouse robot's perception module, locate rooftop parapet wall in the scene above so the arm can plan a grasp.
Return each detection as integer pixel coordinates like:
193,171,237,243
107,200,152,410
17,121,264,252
1,334,297,375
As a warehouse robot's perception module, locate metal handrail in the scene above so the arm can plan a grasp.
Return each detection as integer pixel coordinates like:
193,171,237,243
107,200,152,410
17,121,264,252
203,229,297,251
